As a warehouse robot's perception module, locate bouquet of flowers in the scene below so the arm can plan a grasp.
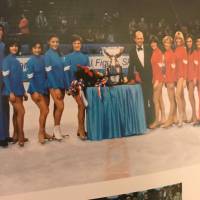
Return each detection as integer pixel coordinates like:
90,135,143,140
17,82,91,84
75,65,106,87
68,79,85,97
68,65,107,103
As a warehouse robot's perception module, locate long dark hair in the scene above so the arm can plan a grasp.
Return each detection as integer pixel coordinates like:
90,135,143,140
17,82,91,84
5,38,21,56
149,35,164,52
185,34,195,54
30,40,43,55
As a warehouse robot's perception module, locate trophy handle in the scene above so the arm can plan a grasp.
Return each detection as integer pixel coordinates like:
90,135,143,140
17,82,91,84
102,48,112,58
115,47,125,58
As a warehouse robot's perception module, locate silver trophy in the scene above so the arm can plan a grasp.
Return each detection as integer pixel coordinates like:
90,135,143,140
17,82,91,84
102,46,125,85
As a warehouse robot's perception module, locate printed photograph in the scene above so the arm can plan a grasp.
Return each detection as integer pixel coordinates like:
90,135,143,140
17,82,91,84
0,0,199,198
91,183,182,200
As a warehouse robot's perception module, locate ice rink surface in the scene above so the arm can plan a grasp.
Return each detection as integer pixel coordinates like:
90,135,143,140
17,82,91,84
0,85,200,197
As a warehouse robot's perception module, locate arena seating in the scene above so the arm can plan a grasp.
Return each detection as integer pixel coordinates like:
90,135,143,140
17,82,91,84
1,0,200,47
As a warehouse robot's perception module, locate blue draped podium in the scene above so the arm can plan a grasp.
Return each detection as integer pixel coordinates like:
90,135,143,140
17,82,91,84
86,84,147,141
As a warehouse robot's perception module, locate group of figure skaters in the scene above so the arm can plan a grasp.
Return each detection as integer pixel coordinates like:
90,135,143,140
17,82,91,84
127,30,200,130
0,24,89,147
149,32,200,129
1,21,200,148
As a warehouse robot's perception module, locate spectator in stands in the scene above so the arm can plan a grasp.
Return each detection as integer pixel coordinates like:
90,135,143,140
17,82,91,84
112,11,121,41
18,13,30,35
18,13,30,44
7,0,14,7
138,17,148,33
194,19,200,31
7,0,16,11
0,17,8,31
102,12,112,35
112,11,120,26
180,25,189,37
191,25,198,37
158,18,166,30
71,16,78,28
68,16,79,35
107,30,115,43
163,25,173,37
85,28,95,43
95,28,105,43
60,20,68,36
35,10,48,31
58,12,68,35
156,18,169,40
128,18,137,40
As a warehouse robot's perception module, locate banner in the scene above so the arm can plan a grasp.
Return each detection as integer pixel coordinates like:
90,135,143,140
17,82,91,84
17,54,130,80
89,54,129,69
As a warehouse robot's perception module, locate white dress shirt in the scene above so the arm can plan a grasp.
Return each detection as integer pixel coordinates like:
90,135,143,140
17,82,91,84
136,45,144,67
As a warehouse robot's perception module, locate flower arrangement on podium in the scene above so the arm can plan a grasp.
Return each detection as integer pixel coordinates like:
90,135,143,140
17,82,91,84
68,65,106,103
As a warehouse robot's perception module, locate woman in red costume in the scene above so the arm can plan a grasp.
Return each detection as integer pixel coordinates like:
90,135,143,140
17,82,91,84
162,36,177,128
149,36,166,129
174,31,188,127
185,35,198,124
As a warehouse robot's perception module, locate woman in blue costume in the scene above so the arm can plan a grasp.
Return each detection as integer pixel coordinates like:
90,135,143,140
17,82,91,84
44,34,66,141
64,35,89,140
27,41,53,144
2,39,28,147
0,25,10,147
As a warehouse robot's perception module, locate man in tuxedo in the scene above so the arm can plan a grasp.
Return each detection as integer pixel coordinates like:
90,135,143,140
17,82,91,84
128,31,154,126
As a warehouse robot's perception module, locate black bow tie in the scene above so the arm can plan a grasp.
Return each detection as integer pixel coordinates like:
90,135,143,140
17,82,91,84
137,47,143,51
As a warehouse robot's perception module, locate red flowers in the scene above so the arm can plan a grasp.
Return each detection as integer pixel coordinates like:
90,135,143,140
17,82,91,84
77,65,103,78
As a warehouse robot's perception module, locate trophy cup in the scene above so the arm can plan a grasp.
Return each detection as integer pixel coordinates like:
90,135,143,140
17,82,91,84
102,46,125,85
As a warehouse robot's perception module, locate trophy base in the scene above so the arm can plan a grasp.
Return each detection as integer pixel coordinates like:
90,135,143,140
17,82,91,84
105,73,126,86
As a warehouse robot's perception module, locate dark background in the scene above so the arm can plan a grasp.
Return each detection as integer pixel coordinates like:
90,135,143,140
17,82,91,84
0,0,200,45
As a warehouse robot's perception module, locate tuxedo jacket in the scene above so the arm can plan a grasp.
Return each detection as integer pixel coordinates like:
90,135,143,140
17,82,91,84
128,44,153,86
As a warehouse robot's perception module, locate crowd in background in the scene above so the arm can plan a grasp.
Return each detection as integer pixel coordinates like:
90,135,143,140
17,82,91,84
1,0,200,45
2,11,200,45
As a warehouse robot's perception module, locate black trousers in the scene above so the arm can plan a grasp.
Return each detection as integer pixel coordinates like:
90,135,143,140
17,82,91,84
140,82,155,127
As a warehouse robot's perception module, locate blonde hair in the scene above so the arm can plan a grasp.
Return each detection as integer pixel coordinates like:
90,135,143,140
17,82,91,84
174,31,185,44
162,36,173,44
